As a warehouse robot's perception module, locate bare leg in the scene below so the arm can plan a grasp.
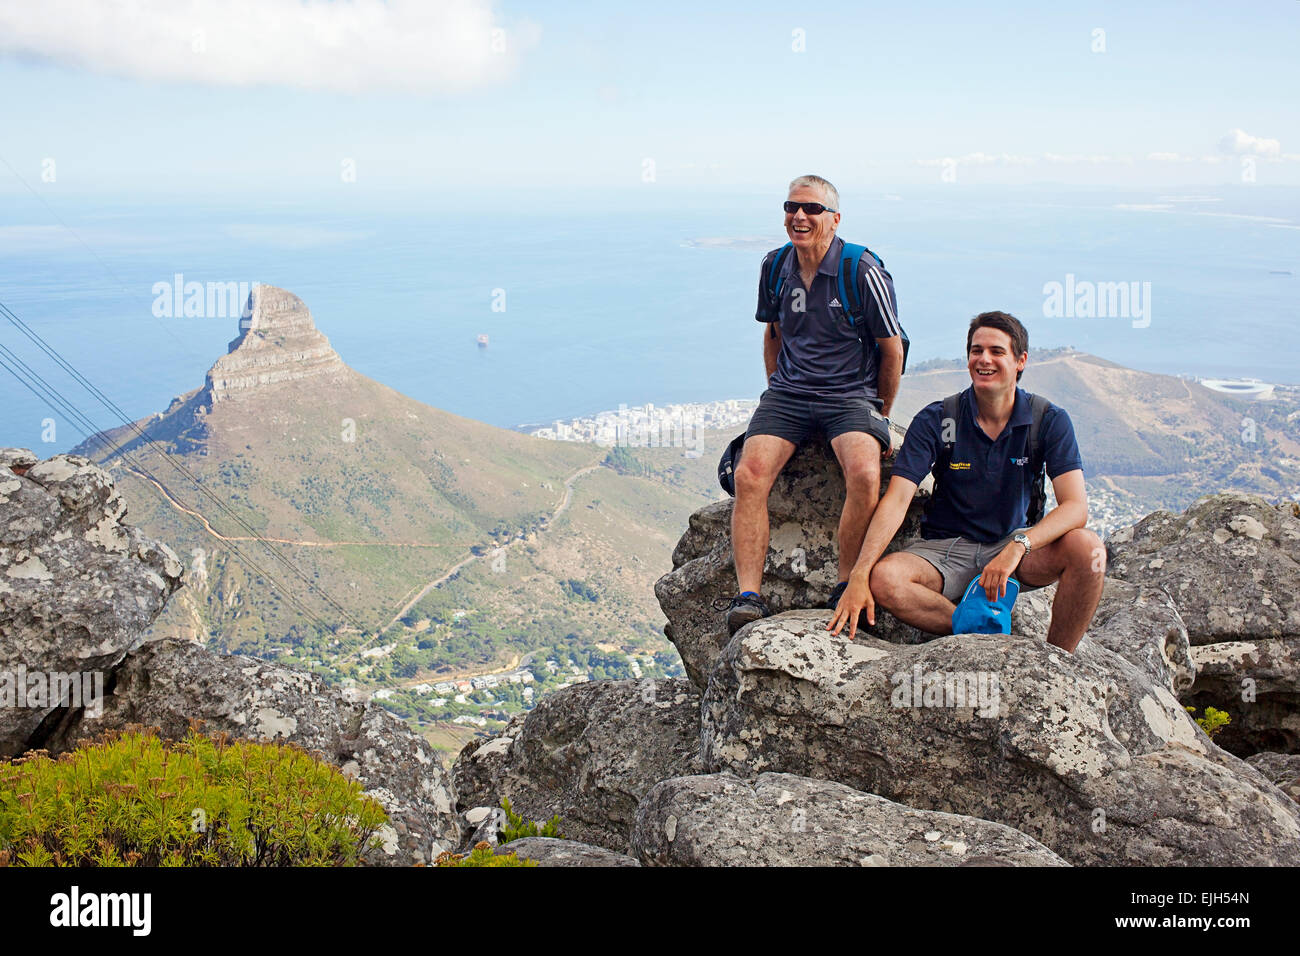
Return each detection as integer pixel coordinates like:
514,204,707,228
731,434,797,594
829,431,883,583
1017,527,1106,652
870,551,954,634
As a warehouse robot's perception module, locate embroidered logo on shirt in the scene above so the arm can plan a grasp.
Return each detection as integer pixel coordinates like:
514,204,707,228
1010,456,1029,466
829,297,842,308
949,461,971,470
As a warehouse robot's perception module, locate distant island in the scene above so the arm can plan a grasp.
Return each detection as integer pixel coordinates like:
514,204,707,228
680,236,780,251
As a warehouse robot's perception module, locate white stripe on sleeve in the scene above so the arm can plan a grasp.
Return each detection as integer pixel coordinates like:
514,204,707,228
863,266,900,337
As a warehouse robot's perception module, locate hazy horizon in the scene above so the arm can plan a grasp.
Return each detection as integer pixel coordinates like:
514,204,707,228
3,2,1298,451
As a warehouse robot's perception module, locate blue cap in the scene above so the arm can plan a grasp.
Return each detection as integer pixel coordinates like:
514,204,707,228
951,575,1020,635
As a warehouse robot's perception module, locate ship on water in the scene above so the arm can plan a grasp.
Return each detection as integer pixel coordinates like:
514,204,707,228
477,334,489,348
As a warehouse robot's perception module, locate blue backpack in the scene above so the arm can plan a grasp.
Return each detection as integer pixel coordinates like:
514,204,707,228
763,240,910,376
719,242,910,496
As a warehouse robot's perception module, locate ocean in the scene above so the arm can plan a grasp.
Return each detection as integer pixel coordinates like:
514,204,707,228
2,185,1298,453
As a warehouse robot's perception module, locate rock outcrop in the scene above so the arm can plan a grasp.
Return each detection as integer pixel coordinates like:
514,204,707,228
1107,494,1300,644
0,450,183,755
9,422,1299,868
1186,640,1300,755
1014,579,1195,696
452,461,1300,867
1,449,459,866
699,612,1300,866
1108,494,1300,757
451,678,703,853
494,836,641,867
655,435,928,688
205,285,349,401
632,772,1067,867
1246,752,1300,803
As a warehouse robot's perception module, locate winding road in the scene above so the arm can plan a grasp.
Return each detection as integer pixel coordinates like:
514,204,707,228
378,462,603,632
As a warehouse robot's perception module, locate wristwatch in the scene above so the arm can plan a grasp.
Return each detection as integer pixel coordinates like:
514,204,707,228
1013,533,1032,556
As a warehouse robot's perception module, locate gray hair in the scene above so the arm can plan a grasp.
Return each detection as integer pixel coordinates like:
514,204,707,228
788,174,840,211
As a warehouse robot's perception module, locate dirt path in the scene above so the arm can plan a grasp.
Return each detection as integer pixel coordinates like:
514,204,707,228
123,455,605,663
124,466,450,547
364,460,604,652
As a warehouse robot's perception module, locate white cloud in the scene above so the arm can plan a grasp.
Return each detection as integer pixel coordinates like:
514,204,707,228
1146,152,1195,163
0,0,537,93
1217,128,1282,157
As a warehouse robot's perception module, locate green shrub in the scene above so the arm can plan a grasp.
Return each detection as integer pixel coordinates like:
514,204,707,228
1185,705,1231,738
499,797,562,843
0,725,387,867
435,841,536,867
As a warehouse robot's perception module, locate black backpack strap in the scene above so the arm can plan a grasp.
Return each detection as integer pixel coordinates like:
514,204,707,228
1025,392,1050,524
931,393,962,492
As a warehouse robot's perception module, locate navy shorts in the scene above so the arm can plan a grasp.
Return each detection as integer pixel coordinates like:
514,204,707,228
745,387,890,450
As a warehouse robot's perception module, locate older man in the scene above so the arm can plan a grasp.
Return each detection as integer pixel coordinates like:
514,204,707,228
827,310,1105,652
722,175,905,636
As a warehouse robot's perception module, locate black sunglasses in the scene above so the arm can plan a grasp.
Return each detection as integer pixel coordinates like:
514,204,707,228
784,201,836,215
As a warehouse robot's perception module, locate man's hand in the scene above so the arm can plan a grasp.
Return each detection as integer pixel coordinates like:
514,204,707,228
763,322,781,379
826,572,875,641
978,542,1025,601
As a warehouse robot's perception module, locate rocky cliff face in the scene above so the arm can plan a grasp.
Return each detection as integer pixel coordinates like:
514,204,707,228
0,448,459,865
204,285,350,401
454,443,1300,866
0,448,183,755
6,436,1299,867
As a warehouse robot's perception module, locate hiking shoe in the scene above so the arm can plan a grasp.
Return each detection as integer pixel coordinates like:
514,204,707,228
715,593,772,636
825,581,848,610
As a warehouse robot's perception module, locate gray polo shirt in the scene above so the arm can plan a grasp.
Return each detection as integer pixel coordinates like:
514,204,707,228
755,235,900,401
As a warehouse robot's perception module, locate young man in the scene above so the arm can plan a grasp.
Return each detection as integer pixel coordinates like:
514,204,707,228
827,311,1104,652
723,174,905,636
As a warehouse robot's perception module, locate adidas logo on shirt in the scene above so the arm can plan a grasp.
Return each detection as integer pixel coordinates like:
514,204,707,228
829,297,842,307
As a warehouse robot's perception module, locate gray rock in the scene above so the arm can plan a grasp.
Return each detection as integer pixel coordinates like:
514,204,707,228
466,807,506,848
1246,752,1300,803
0,448,38,472
632,771,1067,867
49,638,461,867
495,836,641,867
1186,640,1300,756
701,612,1300,866
1015,579,1195,696
1107,493,1300,645
0,451,183,756
451,710,527,811
655,434,929,688
451,678,703,853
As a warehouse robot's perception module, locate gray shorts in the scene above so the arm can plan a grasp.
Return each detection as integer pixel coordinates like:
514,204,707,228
902,531,1041,603
745,387,890,450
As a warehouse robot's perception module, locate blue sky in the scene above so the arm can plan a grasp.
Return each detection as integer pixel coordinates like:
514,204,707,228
2,0,1298,201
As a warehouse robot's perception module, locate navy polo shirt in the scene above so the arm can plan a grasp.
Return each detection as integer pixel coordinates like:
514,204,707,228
892,387,1084,543
755,235,901,401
